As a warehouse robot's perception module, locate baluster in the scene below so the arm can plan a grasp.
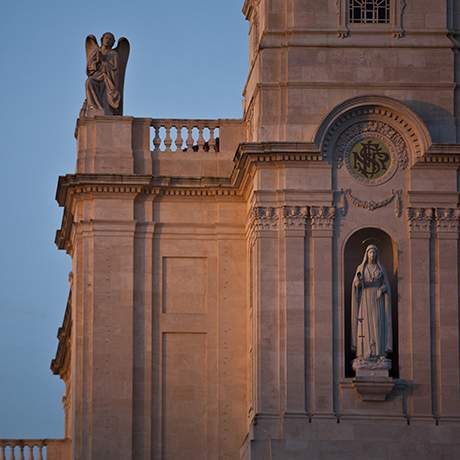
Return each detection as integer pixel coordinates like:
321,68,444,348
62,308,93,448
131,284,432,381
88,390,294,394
27,445,34,460
164,124,172,152
9,444,16,460
197,124,205,152
209,125,216,152
18,445,24,460
175,124,183,152
0,444,5,460
36,446,43,460
186,123,194,151
152,124,161,152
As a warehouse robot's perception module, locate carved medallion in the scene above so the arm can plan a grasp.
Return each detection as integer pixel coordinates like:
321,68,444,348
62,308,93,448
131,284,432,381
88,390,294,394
345,137,396,185
333,120,407,185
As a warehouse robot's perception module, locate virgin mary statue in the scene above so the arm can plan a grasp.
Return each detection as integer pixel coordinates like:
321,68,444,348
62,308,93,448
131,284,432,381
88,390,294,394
351,245,392,360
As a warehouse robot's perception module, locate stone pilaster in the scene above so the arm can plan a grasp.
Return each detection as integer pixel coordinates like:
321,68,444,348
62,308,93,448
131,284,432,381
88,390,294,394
72,216,136,460
308,206,336,416
133,211,155,460
434,208,460,417
248,206,281,424
406,207,434,418
279,206,308,415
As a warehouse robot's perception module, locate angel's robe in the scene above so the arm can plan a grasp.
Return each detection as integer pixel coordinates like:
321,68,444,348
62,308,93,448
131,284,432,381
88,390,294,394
85,47,121,115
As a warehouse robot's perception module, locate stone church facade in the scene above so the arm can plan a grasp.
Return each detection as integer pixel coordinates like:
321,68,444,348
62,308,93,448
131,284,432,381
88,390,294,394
4,0,460,459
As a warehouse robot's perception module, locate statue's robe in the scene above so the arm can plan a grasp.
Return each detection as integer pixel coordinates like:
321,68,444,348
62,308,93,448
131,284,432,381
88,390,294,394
352,260,392,358
85,47,121,114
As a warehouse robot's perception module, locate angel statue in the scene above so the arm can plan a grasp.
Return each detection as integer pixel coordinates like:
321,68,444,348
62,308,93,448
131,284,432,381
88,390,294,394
80,32,130,117
351,244,393,361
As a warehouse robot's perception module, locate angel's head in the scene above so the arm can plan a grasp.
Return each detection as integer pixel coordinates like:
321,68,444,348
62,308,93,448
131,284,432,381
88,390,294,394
101,32,115,48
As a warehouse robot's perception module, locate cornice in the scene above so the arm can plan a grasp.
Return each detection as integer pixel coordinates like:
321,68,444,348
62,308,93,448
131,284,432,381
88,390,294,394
232,142,322,186
55,140,460,251
50,291,72,378
420,144,460,165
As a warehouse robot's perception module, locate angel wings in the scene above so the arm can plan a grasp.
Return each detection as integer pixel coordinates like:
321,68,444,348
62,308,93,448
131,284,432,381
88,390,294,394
81,32,130,117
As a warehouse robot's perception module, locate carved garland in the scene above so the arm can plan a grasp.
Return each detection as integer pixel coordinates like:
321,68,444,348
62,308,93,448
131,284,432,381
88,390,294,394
340,189,403,217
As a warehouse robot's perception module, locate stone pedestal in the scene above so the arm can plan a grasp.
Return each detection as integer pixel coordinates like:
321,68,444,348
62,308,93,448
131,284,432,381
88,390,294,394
352,358,395,401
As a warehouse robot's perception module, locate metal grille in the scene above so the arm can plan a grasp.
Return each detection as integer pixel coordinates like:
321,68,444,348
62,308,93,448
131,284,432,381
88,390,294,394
349,0,390,24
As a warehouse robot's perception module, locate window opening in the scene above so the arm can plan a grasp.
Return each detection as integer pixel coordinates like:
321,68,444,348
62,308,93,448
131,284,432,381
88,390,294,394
349,0,390,24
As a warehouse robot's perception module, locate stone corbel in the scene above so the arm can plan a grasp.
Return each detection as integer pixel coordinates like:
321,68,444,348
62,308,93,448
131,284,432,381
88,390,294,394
352,358,395,401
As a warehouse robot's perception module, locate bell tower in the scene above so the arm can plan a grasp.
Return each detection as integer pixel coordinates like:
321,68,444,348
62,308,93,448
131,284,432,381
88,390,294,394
240,1,460,459
243,0,460,143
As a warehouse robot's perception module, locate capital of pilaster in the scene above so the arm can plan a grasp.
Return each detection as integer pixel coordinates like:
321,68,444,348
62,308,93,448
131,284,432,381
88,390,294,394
309,206,336,233
435,208,460,236
281,206,308,232
250,206,279,233
407,207,434,236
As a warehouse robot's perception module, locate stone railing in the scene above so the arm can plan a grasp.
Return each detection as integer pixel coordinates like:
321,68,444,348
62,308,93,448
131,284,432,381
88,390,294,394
0,439,70,460
150,119,220,153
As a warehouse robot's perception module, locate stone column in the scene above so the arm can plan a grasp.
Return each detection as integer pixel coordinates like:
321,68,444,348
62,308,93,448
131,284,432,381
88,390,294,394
308,206,335,416
435,208,460,417
279,206,307,414
249,206,281,433
406,208,434,418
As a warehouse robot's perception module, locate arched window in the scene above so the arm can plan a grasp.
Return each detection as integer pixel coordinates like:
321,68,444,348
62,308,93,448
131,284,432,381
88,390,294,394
349,0,390,24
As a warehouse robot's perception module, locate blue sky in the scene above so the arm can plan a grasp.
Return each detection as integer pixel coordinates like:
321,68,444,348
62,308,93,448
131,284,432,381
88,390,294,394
0,0,248,438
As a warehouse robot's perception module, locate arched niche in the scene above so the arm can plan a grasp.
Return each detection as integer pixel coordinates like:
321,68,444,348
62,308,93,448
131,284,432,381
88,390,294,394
344,227,399,378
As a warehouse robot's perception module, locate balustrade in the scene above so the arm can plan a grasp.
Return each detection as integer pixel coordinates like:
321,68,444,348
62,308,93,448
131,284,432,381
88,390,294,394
0,440,45,460
150,119,220,153
0,440,69,460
